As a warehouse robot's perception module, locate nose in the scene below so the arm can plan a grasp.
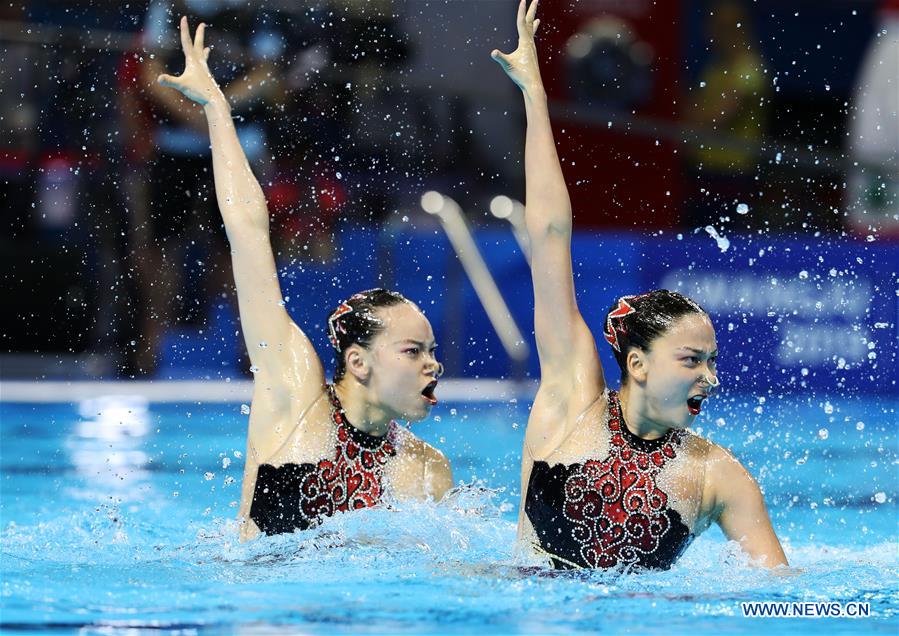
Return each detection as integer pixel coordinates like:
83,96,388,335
700,371,720,393
423,350,443,378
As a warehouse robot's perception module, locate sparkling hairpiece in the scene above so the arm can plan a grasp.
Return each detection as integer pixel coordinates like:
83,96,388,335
327,292,376,352
604,296,637,352
327,301,354,352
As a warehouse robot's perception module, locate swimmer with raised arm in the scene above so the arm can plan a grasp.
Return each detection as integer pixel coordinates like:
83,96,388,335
491,1,787,570
157,17,452,541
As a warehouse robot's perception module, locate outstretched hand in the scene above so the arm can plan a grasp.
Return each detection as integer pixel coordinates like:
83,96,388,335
157,16,221,106
491,0,542,92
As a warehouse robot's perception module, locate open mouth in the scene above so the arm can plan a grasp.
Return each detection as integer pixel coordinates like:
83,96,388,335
421,380,438,406
687,395,706,416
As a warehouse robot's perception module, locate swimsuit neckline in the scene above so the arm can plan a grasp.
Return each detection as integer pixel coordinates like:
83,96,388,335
609,390,676,454
327,384,396,451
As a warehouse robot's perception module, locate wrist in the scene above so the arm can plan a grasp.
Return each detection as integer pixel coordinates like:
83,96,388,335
203,92,231,117
522,84,548,105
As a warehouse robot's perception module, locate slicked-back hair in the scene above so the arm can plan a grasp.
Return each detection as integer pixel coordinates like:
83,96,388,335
604,290,708,383
327,288,415,382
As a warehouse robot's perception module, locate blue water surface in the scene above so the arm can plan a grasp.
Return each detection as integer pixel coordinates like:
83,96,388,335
1,391,896,634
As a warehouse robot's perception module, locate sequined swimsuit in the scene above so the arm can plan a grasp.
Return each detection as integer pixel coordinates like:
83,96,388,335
524,390,694,570
250,386,397,535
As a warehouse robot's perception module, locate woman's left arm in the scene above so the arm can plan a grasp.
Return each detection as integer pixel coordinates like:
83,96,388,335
708,446,789,567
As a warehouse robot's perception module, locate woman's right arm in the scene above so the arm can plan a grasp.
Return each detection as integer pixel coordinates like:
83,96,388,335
492,1,604,419
157,18,324,405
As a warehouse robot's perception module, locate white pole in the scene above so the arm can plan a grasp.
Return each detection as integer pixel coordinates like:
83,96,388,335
421,191,529,362
489,195,531,264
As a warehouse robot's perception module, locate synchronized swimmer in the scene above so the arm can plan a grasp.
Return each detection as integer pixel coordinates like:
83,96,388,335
157,16,452,542
491,0,786,570
157,2,787,569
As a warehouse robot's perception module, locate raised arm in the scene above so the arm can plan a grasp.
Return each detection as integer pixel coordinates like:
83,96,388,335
491,1,603,411
157,18,323,400
708,447,789,568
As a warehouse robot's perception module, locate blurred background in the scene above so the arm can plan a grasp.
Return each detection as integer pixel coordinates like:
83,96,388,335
0,0,896,395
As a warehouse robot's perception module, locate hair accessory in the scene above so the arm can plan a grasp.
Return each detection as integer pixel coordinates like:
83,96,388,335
327,301,354,351
604,296,637,352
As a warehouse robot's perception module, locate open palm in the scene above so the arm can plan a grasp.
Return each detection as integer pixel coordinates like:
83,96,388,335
157,16,219,106
491,0,542,91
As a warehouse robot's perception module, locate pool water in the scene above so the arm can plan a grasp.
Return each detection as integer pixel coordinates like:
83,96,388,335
1,392,896,634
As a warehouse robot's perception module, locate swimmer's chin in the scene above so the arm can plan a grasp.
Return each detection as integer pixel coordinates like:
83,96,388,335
398,403,434,423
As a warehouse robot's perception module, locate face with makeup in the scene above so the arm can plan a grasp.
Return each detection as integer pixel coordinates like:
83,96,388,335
348,302,441,422
627,312,719,429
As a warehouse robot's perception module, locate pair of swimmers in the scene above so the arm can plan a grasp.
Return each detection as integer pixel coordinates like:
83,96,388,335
157,0,788,571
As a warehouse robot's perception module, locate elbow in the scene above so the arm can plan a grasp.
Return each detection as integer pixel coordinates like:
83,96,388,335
526,217,572,241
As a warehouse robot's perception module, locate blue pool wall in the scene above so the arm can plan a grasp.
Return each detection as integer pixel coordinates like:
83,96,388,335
159,229,898,396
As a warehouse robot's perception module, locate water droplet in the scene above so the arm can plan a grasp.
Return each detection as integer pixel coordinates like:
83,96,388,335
204,472,215,481
823,402,834,414
873,492,886,504
856,421,865,431
817,428,829,440
249,365,260,374
704,225,730,252
736,203,749,215
799,270,809,279
222,457,232,469
240,404,251,415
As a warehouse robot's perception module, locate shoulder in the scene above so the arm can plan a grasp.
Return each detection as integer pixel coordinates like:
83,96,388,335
703,441,764,513
526,387,609,461
705,442,749,475
393,427,453,500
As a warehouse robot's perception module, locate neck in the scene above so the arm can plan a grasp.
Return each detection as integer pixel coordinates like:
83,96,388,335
617,382,669,441
333,380,392,437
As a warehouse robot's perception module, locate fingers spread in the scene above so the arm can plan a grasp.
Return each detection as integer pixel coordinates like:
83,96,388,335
515,0,526,37
526,0,539,22
533,18,541,35
157,73,177,87
195,22,206,52
179,16,192,56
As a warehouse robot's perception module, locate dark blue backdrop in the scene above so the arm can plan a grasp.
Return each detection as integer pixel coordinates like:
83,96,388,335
162,228,898,396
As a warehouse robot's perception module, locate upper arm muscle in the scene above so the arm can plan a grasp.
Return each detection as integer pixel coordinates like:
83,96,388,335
711,448,788,567
227,224,325,393
529,228,604,394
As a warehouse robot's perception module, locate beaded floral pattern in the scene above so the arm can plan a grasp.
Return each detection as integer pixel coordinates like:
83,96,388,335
561,391,686,568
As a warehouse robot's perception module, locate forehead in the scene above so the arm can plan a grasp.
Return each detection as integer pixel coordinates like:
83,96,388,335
656,313,717,350
375,303,434,342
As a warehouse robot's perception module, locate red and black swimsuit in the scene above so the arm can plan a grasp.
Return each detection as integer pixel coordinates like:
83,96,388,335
524,391,694,570
250,386,397,535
